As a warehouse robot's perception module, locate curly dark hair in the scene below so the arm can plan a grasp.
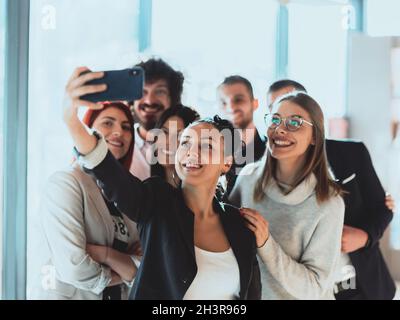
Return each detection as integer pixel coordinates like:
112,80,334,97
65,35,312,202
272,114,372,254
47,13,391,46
135,58,184,106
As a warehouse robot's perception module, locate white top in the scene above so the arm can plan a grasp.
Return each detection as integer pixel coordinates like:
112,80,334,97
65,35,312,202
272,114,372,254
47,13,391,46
183,246,240,300
129,123,151,180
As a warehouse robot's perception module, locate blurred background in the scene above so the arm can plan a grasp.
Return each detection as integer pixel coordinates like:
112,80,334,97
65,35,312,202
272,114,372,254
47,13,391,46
0,0,399,299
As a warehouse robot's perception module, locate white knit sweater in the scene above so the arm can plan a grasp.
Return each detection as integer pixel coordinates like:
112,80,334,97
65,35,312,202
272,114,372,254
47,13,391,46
229,159,345,300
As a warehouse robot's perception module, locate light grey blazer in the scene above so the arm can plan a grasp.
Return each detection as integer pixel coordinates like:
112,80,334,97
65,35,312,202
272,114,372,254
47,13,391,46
28,163,140,300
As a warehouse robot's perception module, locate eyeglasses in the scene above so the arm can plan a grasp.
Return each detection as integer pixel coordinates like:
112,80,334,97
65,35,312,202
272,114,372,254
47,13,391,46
264,114,313,132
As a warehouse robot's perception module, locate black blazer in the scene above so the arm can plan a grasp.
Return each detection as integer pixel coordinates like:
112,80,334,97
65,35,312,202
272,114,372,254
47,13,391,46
85,151,261,300
326,139,396,300
225,130,267,198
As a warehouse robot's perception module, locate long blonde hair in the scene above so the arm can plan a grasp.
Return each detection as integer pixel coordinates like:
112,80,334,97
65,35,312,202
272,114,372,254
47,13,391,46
254,92,342,203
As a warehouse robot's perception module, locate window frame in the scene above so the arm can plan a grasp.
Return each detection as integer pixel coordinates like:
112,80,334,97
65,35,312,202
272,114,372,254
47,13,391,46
2,0,30,300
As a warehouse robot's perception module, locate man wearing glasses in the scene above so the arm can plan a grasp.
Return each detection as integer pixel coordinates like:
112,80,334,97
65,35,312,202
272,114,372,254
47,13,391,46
267,80,396,300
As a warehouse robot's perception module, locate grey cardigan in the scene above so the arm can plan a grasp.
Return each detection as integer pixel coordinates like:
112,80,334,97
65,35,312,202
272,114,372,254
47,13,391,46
28,164,139,300
229,159,345,300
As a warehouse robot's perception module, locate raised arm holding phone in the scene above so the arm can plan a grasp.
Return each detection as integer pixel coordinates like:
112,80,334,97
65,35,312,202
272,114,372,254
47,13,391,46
62,66,261,300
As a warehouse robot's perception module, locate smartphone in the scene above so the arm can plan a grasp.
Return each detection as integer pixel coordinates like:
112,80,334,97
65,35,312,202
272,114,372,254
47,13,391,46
80,67,144,103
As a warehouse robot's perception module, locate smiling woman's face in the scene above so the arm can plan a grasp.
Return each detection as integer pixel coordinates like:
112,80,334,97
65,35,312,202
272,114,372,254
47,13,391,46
267,100,314,162
175,122,229,187
155,115,185,167
92,107,133,160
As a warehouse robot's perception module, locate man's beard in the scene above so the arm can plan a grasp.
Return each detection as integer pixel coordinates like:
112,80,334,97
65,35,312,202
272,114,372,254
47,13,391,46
133,103,165,131
234,112,252,130
140,118,157,131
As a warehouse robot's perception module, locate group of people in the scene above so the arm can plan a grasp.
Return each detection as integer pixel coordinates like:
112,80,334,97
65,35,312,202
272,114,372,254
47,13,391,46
29,58,397,300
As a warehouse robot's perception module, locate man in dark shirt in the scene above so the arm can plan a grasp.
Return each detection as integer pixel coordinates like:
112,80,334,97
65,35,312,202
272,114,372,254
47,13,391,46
217,76,267,196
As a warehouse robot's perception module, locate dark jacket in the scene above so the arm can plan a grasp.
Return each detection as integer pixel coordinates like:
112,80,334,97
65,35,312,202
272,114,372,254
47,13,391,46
225,129,267,198
85,151,261,300
326,139,396,300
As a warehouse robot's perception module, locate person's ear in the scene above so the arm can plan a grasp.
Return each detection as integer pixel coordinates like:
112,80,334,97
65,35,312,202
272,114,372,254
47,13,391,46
253,98,259,111
221,156,233,175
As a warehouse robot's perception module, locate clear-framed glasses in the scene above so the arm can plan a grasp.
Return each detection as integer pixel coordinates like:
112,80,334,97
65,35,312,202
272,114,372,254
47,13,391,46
264,113,313,132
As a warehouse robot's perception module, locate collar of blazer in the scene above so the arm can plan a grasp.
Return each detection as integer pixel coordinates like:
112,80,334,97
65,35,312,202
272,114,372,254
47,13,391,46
328,164,357,185
341,173,356,185
174,188,253,271
70,163,115,241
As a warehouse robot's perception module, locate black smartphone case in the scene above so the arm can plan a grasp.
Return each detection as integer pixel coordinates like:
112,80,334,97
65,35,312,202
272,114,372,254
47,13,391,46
80,67,144,103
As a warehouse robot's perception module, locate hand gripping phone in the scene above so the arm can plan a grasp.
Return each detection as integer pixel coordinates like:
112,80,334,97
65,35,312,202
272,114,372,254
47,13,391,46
80,67,144,102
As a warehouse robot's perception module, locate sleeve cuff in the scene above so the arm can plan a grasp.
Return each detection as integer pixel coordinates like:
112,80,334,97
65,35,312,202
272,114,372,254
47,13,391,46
78,133,108,170
257,233,278,264
122,255,141,288
91,265,112,295
123,279,135,288
131,255,142,268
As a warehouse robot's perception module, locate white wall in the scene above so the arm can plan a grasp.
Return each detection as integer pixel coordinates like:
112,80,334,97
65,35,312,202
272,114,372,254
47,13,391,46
151,0,277,130
347,33,400,280
365,0,400,37
0,0,6,299
26,0,141,297
347,33,392,180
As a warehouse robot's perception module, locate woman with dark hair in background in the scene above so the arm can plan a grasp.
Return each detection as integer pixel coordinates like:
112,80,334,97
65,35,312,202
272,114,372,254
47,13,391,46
150,105,200,187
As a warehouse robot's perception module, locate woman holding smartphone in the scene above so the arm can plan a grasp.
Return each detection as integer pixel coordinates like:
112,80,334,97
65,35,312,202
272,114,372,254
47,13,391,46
61,67,261,300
